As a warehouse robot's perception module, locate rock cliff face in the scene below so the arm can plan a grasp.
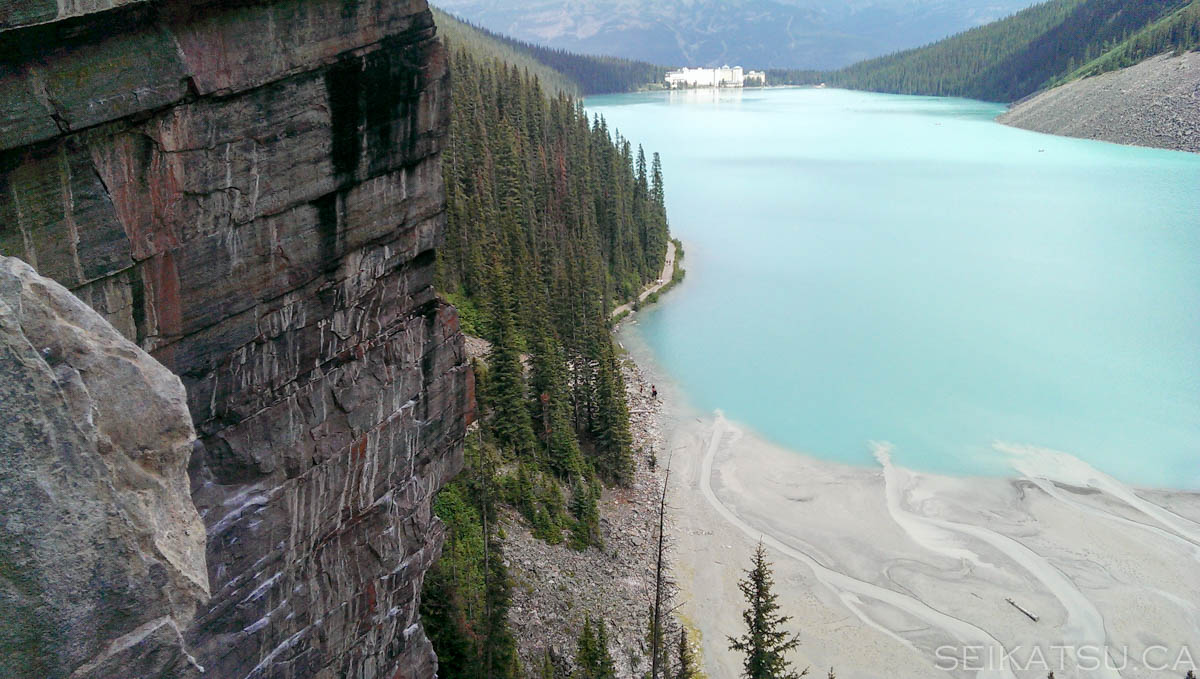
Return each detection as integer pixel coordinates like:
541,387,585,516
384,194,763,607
1000,52,1200,153
0,1,469,678
0,256,208,679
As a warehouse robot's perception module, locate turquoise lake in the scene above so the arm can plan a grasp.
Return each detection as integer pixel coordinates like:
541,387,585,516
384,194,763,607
587,88,1200,489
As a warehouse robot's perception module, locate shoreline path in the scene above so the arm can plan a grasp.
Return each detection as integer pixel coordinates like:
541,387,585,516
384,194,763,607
612,240,676,320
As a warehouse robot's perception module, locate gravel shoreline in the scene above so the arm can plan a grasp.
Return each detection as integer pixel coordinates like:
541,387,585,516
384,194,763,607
999,52,1200,153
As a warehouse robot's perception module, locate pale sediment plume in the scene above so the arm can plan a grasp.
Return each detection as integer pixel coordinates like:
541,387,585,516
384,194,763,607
656,383,1200,679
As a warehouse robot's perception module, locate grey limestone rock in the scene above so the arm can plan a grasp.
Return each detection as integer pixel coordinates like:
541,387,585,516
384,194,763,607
0,255,208,679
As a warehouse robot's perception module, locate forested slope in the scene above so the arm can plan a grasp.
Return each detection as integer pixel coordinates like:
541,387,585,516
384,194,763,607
506,41,668,95
433,7,666,94
1062,0,1200,81
422,18,673,679
770,0,1197,102
433,7,579,96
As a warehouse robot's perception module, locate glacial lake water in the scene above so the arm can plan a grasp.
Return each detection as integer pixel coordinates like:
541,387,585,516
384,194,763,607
588,87,1200,489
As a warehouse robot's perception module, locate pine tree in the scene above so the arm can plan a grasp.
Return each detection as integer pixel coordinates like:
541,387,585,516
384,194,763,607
651,153,665,208
483,250,538,459
676,629,698,679
591,341,634,485
420,440,520,679
482,536,522,679
594,618,617,679
419,563,476,679
575,616,597,677
568,478,601,549
728,542,808,679
647,604,668,679
650,465,672,679
541,652,557,679
530,331,583,478
575,615,617,679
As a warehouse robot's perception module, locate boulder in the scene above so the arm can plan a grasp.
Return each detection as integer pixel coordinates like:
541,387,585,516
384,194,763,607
0,256,208,679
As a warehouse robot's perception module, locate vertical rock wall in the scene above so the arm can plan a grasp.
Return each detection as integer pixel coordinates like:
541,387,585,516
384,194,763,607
0,1,469,677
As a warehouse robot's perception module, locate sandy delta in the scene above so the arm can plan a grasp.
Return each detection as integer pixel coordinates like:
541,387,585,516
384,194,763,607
618,329,1200,679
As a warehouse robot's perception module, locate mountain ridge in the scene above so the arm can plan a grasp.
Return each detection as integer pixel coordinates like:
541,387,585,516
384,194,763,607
768,0,1197,103
434,8,666,94
433,0,1037,70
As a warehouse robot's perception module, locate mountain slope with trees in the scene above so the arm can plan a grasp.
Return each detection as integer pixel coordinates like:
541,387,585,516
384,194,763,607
434,7,666,94
1058,0,1200,81
421,15,677,679
433,7,580,96
770,0,1197,102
